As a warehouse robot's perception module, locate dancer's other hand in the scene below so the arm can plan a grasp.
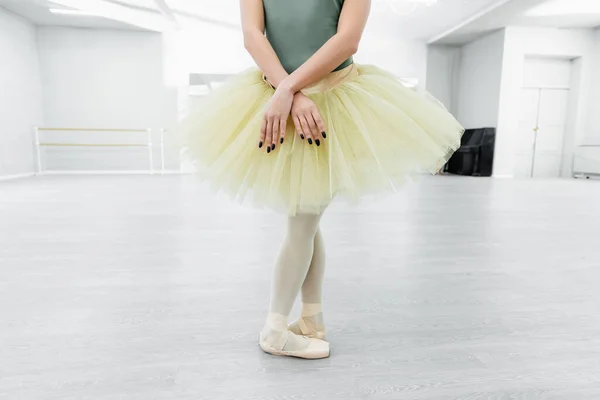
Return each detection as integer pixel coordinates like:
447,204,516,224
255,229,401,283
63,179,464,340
260,84,294,153
291,92,326,146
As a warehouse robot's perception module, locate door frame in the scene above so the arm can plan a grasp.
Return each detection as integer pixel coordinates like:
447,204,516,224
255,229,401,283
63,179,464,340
518,55,574,179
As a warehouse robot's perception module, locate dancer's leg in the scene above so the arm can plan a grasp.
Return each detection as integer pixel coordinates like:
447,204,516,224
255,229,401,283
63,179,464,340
269,213,323,314
289,228,326,337
302,228,326,303
260,212,324,352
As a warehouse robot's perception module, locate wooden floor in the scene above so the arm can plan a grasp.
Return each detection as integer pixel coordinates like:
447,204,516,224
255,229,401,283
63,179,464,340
1,175,599,399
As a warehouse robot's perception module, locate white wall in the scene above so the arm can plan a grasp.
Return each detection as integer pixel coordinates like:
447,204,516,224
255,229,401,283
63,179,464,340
495,27,596,177
357,34,428,86
177,13,428,86
36,27,179,172
585,28,600,143
456,30,506,130
358,7,428,85
0,8,43,178
425,44,461,113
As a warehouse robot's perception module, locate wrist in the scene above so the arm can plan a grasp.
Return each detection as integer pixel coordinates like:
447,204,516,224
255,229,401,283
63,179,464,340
278,77,297,94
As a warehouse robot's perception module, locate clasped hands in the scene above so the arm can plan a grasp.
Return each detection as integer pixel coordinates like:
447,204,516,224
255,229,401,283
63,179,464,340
259,84,327,153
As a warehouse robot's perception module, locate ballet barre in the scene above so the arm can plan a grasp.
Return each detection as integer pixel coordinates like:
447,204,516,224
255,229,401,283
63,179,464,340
33,127,166,175
36,128,148,132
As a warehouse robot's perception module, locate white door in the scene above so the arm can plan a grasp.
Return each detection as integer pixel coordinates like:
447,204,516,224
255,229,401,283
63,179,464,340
515,57,571,178
515,88,570,178
534,89,569,177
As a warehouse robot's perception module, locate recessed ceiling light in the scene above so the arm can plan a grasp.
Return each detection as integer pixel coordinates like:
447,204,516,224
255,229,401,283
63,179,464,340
526,0,600,16
49,8,100,16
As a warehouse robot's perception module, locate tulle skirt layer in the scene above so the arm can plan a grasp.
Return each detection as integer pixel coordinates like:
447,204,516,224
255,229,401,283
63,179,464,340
178,64,464,215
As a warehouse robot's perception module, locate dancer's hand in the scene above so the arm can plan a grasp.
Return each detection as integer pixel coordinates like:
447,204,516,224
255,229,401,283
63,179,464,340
291,92,326,146
260,84,294,153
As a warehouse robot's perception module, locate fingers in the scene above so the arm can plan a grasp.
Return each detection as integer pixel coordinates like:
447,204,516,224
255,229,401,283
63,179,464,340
311,109,326,146
279,118,286,145
265,117,273,154
270,115,287,151
300,115,313,144
297,116,309,141
271,116,279,152
305,113,320,146
313,110,327,141
262,99,326,153
263,112,289,154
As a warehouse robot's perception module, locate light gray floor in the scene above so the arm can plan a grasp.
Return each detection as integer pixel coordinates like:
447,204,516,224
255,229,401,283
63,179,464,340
1,175,600,400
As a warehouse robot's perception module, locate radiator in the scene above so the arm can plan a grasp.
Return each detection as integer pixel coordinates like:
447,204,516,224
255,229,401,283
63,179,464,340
573,145,600,178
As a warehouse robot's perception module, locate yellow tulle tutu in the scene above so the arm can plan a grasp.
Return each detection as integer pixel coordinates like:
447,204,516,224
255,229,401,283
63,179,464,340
178,64,464,215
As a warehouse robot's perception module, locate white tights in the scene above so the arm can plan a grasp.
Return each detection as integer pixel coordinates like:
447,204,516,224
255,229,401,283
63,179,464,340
261,212,327,351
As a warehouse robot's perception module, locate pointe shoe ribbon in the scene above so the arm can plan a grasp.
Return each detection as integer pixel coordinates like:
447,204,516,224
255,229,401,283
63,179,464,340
288,317,327,340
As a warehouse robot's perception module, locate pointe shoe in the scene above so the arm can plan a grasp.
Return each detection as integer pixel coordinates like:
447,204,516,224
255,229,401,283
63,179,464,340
259,332,330,359
288,317,327,340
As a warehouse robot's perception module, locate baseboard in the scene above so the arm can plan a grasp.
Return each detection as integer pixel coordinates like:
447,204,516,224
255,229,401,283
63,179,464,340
492,174,514,179
0,172,35,181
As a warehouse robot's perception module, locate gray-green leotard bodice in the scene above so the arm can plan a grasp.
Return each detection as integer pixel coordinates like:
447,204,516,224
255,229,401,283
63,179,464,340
263,0,353,74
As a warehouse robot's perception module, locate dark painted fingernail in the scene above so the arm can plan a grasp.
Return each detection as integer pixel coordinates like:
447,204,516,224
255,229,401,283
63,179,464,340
280,138,284,144
315,139,320,146
258,141,263,148
267,147,271,153
308,138,313,145
300,134,305,140
322,132,327,138
271,144,275,151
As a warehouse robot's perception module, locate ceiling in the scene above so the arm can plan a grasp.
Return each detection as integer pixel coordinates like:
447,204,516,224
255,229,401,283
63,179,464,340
379,0,510,40
0,0,511,41
434,0,600,44
0,0,145,30
1,0,599,44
